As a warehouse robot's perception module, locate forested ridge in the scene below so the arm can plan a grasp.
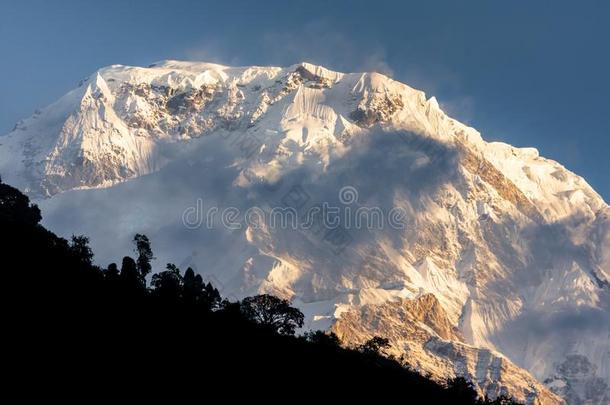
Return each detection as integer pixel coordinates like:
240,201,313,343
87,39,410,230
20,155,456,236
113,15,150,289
1,177,518,403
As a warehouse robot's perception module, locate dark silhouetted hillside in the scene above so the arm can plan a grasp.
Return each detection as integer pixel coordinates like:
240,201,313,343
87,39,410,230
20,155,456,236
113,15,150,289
1,177,518,403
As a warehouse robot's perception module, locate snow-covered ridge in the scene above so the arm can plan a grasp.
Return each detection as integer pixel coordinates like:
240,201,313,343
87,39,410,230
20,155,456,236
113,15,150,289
1,61,608,404
0,60,440,196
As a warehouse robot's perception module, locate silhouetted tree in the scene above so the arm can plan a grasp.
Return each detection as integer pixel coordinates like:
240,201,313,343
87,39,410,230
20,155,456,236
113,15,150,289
359,336,391,356
69,235,94,266
119,256,142,290
105,263,120,283
305,330,341,347
483,395,521,405
203,281,222,310
133,234,154,279
183,267,200,303
183,267,221,309
151,263,183,301
448,377,479,404
241,294,304,335
0,180,41,226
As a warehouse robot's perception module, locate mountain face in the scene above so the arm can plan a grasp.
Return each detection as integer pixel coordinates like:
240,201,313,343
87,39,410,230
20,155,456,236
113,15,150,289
1,61,608,404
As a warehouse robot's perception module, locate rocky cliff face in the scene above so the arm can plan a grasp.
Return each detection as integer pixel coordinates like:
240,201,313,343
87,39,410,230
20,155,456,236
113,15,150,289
1,61,608,404
333,295,564,404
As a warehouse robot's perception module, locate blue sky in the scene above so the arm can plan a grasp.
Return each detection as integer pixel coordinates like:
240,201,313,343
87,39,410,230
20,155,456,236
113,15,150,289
1,0,609,200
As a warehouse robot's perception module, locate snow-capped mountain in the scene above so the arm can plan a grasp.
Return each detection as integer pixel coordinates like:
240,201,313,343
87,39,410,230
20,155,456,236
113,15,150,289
1,61,608,404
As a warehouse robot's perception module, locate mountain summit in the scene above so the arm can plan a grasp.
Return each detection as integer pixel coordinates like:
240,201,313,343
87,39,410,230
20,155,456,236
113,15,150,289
1,61,608,404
